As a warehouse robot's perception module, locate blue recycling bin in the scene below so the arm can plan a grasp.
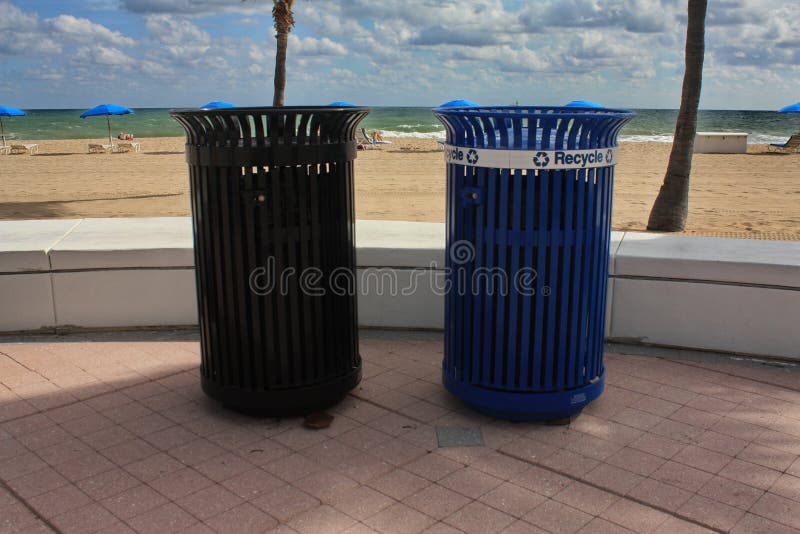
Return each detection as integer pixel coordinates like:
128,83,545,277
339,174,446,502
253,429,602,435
433,105,634,421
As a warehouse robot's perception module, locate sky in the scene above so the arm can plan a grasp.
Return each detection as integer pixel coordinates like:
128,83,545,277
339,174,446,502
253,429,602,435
0,0,797,110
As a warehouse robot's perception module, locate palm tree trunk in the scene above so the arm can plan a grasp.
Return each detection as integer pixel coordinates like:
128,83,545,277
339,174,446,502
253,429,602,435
647,0,708,231
272,0,295,107
273,29,288,107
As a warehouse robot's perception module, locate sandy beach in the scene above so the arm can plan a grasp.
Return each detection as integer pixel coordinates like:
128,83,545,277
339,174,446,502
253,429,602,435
0,137,797,239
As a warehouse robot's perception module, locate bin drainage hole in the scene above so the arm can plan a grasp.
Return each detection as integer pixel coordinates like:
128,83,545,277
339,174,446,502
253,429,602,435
436,427,484,448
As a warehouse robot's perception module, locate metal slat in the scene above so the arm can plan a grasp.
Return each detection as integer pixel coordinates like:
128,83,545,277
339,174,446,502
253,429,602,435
506,168,523,387
557,171,575,388
481,168,498,384
543,170,561,391
493,167,510,386
470,165,487,384
533,170,549,388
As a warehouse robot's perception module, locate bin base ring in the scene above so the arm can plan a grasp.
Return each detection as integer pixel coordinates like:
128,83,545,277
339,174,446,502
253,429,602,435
202,365,361,417
442,369,604,422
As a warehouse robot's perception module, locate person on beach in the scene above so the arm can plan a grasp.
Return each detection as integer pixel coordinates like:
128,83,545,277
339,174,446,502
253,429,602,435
372,131,384,142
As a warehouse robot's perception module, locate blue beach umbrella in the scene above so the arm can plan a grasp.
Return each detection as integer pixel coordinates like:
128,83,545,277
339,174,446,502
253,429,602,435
202,101,236,109
778,102,800,113
327,101,356,107
0,106,25,146
79,104,134,145
438,99,480,108
565,100,604,108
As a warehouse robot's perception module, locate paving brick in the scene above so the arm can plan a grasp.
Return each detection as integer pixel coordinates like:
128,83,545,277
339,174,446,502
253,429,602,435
174,485,243,521
148,467,214,500
444,501,516,534
678,494,745,532
331,485,395,520
220,467,285,499
368,468,431,500
698,475,764,509
509,465,572,498
76,468,140,500
770,473,800,503
404,483,471,520
581,463,644,495
251,485,319,522
28,484,92,519
50,503,118,534
738,442,798,471
7,466,69,498
101,484,167,520
194,452,254,482
553,481,619,516
631,478,692,512
404,452,463,482
479,482,547,518
203,502,278,534
719,459,782,491
540,449,600,479
750,492,800,530
578,517,636,533
100,438,159,466
650,460,713,492
294,469,359,501
126,502,197,534
363,503,435,534
731,512,800,534
524,500,593,534
694,429,748,457
600,498,670,533
439,467,503,499
606,447,666,477
628,433,686,460
0,502,41,532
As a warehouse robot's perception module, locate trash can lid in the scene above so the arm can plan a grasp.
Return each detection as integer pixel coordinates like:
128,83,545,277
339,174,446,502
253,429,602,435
438,99,480,108
564,100,604,108
201,101,237,109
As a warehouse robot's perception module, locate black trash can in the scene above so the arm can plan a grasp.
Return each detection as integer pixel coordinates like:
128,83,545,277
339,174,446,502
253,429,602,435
433,105,634,421
170,106,369,416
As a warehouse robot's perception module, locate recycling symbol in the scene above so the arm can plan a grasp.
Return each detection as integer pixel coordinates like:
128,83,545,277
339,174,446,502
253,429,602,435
605,149,613,163
532,151,550,167
466,149,479,164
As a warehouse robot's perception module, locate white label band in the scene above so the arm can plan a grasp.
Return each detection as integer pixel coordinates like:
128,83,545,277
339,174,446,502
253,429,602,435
442,145,618,170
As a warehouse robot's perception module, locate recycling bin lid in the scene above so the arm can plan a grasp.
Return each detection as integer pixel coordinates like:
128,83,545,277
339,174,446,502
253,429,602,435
433,105,634,169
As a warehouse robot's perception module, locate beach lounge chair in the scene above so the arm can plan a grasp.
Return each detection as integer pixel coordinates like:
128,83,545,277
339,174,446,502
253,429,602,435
88,143,113,154
768,134,800,153
10,144,38,155
360,128,392,149
117,141,141,153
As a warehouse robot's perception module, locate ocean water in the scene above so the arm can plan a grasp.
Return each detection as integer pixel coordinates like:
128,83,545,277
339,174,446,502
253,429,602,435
2,107,797,144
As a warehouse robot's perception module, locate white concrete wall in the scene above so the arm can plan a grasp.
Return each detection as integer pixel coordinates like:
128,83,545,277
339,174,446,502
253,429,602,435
694,132,748,154
0,217,798,360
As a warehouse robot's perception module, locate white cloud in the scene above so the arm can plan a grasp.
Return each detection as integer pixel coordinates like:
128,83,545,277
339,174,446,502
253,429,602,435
122,0,269,15
75,45,136,67
0,1,136,57
288,35,347,57
48,15,136,46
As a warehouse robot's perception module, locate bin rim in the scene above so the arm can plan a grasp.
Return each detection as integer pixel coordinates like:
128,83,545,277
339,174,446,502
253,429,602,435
432,105,634,120
169,105,371,116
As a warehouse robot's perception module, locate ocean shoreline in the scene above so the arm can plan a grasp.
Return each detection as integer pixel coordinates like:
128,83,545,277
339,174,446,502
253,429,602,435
0,137,797,241
2,108,797,145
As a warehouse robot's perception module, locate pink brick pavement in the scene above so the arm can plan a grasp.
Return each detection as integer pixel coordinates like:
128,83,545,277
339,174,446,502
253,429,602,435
1,331,798,533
